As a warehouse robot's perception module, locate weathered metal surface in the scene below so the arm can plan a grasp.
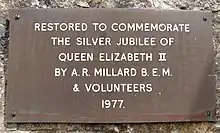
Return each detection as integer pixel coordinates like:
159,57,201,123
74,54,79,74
6,9,215,123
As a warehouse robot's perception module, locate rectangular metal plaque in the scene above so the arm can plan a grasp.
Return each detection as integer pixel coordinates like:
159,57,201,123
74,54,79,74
6,9,215,123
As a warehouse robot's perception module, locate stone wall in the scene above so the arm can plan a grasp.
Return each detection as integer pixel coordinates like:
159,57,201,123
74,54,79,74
0,0,220,132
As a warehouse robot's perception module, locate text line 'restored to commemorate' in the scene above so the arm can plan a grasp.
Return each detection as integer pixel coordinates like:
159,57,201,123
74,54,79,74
34,22,190,32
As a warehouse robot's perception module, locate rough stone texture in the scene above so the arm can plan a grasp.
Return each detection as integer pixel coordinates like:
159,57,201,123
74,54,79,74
0,0,219,132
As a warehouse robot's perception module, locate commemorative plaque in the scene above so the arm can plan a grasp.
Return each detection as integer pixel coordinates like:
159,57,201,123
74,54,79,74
6,9,215,123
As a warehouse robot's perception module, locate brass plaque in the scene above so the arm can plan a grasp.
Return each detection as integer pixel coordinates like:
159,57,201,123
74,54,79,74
6,9,215,123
